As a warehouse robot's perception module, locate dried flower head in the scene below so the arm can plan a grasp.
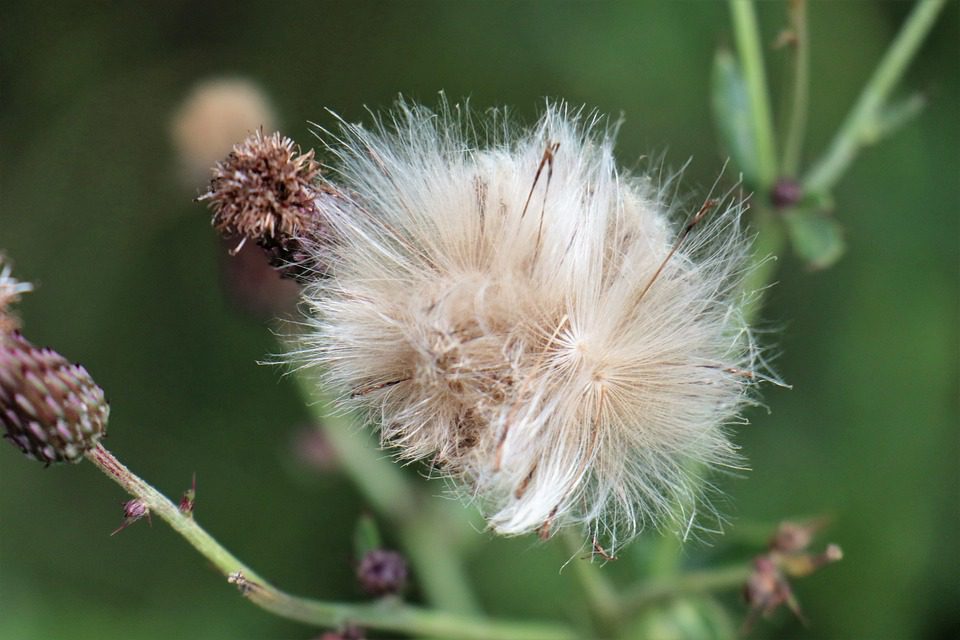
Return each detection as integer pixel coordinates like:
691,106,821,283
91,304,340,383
171,77,277,184
1,332,109,464
297,100,758,547
200,129,324,279
0,256,33,335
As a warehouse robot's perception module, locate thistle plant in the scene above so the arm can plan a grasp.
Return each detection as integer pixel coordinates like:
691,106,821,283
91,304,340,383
1,1,948,638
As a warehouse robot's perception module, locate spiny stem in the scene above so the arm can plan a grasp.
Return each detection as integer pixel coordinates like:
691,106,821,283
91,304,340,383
729,0,779,189
293,373,482,614
781,0,810,177
84,444,576,640
803,0,947,194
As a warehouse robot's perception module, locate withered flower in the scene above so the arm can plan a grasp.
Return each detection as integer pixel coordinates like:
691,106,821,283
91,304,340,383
200,130,324,280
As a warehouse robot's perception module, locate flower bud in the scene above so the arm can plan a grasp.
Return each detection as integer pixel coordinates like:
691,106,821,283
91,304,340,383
356,549,408,596
0,332,109,464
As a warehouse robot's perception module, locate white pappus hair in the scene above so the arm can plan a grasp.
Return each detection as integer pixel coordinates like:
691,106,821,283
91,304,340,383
297,99,759,549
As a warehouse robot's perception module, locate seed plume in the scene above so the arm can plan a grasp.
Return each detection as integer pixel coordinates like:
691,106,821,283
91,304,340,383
296,100,759,548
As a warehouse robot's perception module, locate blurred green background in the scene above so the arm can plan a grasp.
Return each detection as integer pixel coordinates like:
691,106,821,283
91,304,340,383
1,2,957,639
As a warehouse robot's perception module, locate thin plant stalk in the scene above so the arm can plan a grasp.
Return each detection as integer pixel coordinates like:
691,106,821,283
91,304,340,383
621,564,752,615
84,444,574,640
803,0,947,194
781,0,810,177
728,0,779,188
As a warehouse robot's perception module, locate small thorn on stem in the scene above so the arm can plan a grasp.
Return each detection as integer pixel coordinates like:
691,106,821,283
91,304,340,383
179,472,197,517
111,499,151,536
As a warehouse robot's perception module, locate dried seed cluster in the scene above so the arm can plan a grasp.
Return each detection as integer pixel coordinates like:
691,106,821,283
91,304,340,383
200,130,324,279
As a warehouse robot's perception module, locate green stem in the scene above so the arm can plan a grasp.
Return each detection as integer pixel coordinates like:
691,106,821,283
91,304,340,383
85,444,576,640
803,0,946,194
781,0,810,177
293,373,482,614
562,531,622,635
742,204,787,324
621,564,752,615
728,0,779,188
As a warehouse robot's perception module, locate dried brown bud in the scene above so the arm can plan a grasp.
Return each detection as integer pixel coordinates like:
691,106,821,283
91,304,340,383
769,519,823,554
356,549,408,597
1,332,109,464
743,555,803,626
199,130,324,280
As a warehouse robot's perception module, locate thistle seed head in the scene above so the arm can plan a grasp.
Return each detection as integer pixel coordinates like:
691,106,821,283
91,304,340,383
200,129,325,280
0,332,109,464
296,100,761,548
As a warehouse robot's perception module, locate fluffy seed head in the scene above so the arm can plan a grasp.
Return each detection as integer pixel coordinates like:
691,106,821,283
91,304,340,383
297,100,758,547
1,332,109,464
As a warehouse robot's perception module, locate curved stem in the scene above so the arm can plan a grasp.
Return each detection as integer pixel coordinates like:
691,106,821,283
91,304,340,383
729,0,779,189
84,444,576,640
803,0,947,194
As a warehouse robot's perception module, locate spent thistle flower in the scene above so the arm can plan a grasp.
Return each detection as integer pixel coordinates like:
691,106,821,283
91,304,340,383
200,129,326,280
1,331,109,464
296,100,759,548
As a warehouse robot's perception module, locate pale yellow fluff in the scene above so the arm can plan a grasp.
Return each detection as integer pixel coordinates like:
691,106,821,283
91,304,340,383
297,100,757,548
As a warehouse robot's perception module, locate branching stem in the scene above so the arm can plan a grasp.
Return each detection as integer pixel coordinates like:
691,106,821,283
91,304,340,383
803,0,946,194
84,444,575,640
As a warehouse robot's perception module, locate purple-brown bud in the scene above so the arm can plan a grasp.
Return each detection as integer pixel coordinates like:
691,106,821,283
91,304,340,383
770,178,803,210
1,332,109,464
356,549,408,597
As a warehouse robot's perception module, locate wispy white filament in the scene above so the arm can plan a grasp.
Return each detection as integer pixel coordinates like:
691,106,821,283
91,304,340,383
297,100,758,548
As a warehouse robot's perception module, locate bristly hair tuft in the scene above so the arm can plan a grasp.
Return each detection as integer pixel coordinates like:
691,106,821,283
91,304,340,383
294,98,762,550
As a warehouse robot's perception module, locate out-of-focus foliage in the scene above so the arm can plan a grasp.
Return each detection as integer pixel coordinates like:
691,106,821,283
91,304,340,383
1,2,956,639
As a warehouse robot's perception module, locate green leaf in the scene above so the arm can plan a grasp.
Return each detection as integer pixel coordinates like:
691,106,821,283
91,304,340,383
784,209,846,269
352,513,383,559
711,48,760,188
